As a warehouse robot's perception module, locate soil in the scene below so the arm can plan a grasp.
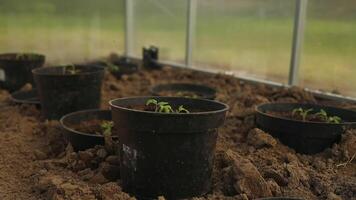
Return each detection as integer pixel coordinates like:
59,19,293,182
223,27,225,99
0,64,355,200
71,120,112,136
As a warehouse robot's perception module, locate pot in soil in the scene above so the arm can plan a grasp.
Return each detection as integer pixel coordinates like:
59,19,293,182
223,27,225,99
0,53,45,92
32,65,104,120
10,89,40,106
110,96,228,199
256,103,356,154
60,109,114,151
150,83,216,100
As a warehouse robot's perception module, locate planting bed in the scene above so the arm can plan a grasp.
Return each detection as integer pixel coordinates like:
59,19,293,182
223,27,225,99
0,64,355,200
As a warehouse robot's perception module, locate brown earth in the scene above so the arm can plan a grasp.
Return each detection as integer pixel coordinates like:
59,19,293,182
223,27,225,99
0,65,355,200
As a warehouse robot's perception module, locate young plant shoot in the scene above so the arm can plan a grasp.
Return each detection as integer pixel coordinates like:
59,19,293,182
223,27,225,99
292,107,342,124
64,64,78,75
292,107,313,121
101,121,114,136
146,99,190,113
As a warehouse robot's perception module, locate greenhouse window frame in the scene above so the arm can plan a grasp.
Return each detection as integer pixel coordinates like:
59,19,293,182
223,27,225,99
123,0,356,103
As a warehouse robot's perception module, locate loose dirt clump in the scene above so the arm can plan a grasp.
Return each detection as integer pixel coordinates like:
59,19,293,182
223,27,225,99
0,64,355,200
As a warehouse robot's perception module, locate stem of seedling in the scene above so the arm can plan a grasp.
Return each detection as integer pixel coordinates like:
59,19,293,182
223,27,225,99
101,121,116,154
64,64,78,75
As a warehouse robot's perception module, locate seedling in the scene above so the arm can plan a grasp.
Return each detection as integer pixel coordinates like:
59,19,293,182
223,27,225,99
177,105,190,113
64,64,80,75
176,91,199,99
292,107,313,121
100,120,118,154
315,109,342,124
104,61,120,73
15,53,37,60
101,121,114,136
146,99,190,113
292,108,342,123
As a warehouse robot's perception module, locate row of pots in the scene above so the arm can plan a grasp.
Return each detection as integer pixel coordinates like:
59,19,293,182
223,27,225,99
1,53,356,199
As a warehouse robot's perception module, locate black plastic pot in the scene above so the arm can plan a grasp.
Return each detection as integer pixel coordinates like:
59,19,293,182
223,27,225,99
60,109,112,151
256,103,356,154
0,53,45,92
150,83,216,100
32,65,104,120
254,197,303,200
110,96,228,199
10,89,40,106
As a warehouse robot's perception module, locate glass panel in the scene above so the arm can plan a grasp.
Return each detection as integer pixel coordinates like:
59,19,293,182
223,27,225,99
193,0,295,83
300,0,356,97
132,0,187,63
0,0,124,64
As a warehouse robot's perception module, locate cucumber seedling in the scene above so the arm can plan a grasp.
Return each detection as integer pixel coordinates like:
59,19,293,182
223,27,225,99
64,64,80,75
146,99,190,113
100,120,117,154
15,53,37,60
104,61,120,73
292,107,313,121
315,109,342,124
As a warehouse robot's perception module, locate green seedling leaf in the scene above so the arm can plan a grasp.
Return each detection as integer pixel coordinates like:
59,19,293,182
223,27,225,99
101,121,114,136
302,108,313,121
177,105,190,113
146,99,158,106
292,107,303,116
328,116,341,124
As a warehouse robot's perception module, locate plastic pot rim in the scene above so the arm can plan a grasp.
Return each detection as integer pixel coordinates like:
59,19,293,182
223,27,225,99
32,65,104,77
0,53,45,62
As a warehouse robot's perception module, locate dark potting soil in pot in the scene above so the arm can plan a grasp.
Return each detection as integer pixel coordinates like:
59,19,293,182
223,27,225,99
0,64,355,200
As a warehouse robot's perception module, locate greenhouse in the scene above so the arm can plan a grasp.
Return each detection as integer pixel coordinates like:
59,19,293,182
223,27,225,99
0,0,355,199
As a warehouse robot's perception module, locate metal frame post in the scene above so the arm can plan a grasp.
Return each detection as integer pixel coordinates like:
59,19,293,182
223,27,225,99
124,0,134,57
185,0,197,67
288,0,308,85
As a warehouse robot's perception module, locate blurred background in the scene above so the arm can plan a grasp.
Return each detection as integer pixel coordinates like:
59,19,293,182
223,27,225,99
0,0,355,97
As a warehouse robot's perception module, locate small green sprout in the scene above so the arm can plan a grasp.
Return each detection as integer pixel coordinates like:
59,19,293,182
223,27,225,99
176,91,199,99
328,116,341,124
292,107,313,121
315,109,328,121
146,99,189,113
101,121,114,136
157,102,174,113
64,64,78,75
104,61,120,72
176,105,190,113
15,53,38,60
315,109,342,124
